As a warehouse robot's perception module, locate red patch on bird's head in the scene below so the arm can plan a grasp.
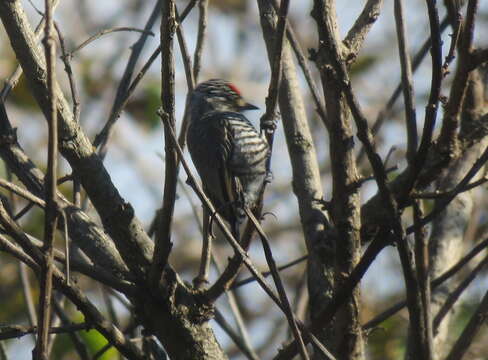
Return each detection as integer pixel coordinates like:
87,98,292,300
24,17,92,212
227,83,241,96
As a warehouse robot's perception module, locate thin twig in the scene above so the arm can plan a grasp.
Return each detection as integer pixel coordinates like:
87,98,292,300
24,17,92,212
0,323,90,341
411,145,488,229
403,0,443,197
60,210,70,285
95,2,162,160
413,176,488,198
267,0,327,125
0,0,60,102
175,5,196,92
19,262,38,334
52,299,90,360
232,255,308,289
0,202,144,359
395,228,426,359
357,16,450,163
92,0,197,153
14,202,35,221
394,0,417,163
53,21,82,207
433,254,488,333
363,237,488,330
444,289,488,360
442,12,462,76
0,234,39,270
244,208,309,360
54,22,81,124
35,0,59,356
413,200,434,359
438,0,479,152
193,0,208,82
69,27,154,55
273,232,387,360
260,0,290,170
342,0,384,63
0,179,45,208
150,0,178,288
212,252,255,356
214,310,259,360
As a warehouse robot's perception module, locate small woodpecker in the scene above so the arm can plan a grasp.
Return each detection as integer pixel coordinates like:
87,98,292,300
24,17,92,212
187,79,269,238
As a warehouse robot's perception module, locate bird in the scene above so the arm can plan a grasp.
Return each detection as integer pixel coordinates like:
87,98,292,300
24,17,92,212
187,79,270,240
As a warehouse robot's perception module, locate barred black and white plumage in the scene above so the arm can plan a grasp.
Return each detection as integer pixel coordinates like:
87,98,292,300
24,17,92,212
187,79,269,236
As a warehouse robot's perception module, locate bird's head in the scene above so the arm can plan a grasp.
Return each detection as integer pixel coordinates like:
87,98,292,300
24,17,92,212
187,79,258,120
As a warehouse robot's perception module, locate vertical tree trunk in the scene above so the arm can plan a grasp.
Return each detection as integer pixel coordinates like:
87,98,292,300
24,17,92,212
429,70,487,360
257,1,335,356
311,1,365,358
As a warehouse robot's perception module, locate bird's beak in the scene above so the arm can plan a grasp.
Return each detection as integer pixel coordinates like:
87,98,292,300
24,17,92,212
239,102,259,111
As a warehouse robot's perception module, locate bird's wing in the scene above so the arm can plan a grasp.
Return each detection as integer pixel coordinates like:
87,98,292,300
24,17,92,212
205,113,241,217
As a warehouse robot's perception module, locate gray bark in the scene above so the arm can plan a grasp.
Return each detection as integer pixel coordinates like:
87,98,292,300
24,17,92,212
257,1,334,356
0,2,229,358
429,70,487,360
311,1,365,358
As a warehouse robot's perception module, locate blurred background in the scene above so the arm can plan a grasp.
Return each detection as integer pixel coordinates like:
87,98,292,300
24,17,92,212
1,0,487,358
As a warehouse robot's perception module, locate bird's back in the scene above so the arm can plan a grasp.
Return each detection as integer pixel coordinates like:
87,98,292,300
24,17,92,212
187,111,269,222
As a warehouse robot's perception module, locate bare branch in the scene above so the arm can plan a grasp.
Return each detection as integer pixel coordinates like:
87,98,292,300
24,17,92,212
214,310,259,360
442,12,462,75
273,234,387,360
92,0,197,154
35,0,59,356
413,201,434,359
0,0,60,102
260,0,290,163
0,201,145,359
0,0,154,276
363,237,488,330
19,263,38,330
94,2,162,159
394,0,417,163
268,0,327,125
343,0,384,63
150,0,178,287
69,27,154,55
405,0,443,195
0,104,131,279
0,323,90,341
0,179,45,207
444,289,488,360
357,16,450,163
245,208,309,360
175,5,196,92
232,255,308,289
52,299,90,360
438,0,479,153
193,0,208,81
433,255,488,333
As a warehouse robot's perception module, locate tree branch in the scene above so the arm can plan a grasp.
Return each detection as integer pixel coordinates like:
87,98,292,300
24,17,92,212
0,201,145,359
343,0,384,63
150,0,178,288
444,289,488,360
394,0,417,163
0,0,154,277
35,0,59,356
